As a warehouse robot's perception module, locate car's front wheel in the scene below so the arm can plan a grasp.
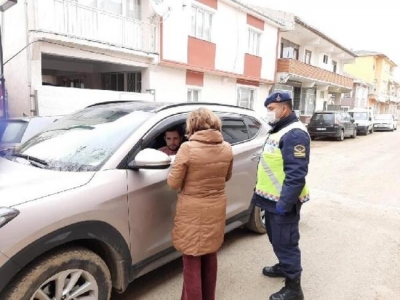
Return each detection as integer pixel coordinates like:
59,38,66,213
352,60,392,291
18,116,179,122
3,247,112,300
247,206,267,234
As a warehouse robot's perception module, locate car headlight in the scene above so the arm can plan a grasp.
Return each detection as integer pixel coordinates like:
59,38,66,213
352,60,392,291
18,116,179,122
0,207,20,228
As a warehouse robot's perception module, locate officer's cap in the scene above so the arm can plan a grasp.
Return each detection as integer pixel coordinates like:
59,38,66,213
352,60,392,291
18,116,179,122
264,91,292,107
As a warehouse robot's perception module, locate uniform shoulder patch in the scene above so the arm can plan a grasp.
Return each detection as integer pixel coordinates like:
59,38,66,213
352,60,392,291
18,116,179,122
293,144,306,158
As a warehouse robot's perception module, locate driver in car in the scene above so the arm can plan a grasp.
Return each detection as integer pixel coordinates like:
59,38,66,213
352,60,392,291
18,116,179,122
159,126,183,156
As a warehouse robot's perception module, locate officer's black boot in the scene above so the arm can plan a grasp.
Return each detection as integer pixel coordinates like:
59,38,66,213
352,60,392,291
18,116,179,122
269,276,304,300
262,264,285,278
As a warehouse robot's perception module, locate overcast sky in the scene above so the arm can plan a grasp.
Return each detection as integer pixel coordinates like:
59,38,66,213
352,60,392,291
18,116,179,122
245,0,400,80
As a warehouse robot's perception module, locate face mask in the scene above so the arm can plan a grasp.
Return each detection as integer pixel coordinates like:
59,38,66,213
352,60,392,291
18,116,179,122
265,106,284,124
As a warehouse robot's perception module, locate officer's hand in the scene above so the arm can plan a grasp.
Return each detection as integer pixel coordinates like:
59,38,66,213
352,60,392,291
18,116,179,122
276,205,286,216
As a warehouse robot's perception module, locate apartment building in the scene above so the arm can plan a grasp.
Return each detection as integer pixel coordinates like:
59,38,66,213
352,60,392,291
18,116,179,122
2,0,293,117
271,16,356,123
344,50,398,114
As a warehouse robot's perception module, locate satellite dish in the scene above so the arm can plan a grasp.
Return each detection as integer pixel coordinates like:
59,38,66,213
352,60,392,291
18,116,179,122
150,0,172,16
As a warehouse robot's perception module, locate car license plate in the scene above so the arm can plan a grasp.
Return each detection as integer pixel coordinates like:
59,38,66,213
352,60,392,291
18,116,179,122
316,128,326,131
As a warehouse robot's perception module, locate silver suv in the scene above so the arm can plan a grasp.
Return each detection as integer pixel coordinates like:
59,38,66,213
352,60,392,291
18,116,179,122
0,101,267,299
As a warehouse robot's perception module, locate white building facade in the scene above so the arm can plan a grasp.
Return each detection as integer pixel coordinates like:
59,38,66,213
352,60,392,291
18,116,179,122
269,16,356,123
2,0,289,117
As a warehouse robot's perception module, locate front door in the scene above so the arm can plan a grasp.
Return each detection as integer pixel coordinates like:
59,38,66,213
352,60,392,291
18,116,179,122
126,114,188,265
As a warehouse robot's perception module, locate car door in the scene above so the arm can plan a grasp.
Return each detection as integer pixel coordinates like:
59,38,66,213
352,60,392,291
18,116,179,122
126,114,188,265
219,114,266,219
340,112,351,136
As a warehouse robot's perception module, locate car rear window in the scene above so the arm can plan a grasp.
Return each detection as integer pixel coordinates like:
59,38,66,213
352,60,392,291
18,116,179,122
0,121,29,144
311,113,335,123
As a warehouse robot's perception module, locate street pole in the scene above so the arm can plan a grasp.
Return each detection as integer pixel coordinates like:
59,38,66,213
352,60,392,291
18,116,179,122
0,24,5,119
0,0,18,119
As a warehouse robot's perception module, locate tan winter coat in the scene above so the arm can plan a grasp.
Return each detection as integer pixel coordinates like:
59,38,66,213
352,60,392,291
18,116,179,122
167,129,233,256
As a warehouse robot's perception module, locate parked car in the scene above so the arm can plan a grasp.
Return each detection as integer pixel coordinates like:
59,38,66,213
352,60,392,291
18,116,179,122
307,111,357,141
348,108,374,135
373,114,398,131
0,101,268,299
0,116,59,152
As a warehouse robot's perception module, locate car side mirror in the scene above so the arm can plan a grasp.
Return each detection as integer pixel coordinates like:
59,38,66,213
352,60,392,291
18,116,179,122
369,117,372,121
128,148,172,170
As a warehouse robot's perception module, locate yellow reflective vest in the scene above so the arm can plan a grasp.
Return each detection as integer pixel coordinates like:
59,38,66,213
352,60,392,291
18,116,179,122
255,121,310,203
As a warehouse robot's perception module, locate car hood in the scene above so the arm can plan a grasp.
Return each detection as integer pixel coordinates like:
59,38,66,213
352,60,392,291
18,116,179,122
0,157,96,207
375,120,391,124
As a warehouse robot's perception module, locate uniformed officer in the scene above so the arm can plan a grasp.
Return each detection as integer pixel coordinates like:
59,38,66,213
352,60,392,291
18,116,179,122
252,91,310,300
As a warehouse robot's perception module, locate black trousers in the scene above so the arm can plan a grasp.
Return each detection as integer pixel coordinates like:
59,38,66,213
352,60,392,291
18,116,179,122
264,206,302,279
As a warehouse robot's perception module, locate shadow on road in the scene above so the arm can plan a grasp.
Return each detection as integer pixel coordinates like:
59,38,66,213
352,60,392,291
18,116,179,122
112,228,256,299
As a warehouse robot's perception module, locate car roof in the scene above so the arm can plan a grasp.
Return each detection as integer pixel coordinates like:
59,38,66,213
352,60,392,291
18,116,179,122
313,111,340,114
85,100,256,116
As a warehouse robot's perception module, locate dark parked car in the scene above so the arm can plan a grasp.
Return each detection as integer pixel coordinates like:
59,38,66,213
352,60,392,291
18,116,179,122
307,111,357,141
0,116,59,152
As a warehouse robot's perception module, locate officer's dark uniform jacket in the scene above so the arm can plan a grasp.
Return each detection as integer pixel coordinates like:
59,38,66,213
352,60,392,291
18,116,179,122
252,112,310,213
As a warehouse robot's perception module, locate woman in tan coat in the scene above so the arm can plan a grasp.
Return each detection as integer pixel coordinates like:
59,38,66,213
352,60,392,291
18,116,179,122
167,108,234,300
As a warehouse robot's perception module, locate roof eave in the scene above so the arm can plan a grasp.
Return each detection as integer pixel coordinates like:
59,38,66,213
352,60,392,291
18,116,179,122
295,17,357,58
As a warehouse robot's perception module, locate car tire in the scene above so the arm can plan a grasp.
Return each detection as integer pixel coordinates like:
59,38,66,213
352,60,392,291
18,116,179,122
247,206,266,234
2,247,112,300
351,129,357,138
337,130,344,141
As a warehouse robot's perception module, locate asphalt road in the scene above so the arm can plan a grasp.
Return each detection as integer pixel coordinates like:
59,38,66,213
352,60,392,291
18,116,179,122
115,129,400,300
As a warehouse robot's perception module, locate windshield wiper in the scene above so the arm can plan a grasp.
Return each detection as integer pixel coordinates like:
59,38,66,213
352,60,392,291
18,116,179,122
12,153,48,166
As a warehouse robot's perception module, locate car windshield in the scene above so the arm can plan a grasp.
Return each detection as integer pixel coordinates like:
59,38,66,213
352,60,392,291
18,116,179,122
349,112,368,120
311,113,334,122
0,120,29,144
375,114,392,120
8,103,155,172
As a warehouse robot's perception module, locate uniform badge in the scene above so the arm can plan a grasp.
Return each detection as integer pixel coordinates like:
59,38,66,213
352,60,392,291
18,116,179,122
294,144,306,158
276,94,281,101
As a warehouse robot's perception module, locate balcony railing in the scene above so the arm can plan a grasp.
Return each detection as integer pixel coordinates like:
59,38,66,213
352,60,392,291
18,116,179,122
277,59,353,89
33,0,158,54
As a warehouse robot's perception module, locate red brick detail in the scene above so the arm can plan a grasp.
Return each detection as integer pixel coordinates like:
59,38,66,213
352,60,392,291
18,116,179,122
188,37,216,70
244,54,262,78
186,70,204,86
277,59,354,88
247,14,264,30
195,0,218,9
237,79,260,87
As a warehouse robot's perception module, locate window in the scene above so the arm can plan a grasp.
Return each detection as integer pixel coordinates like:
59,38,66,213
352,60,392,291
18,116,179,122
187,89,200,102
304,50,312,64
323,55,328,64
80,0,140,18
191,6,213,41
126,0,141,19
99,0,123,15
242,116,261,138
280,39,299,59
221,119,249,145
101,72,142,92
237,87,256,109
332,60,337,73
102,73,125,91
248,29,261,56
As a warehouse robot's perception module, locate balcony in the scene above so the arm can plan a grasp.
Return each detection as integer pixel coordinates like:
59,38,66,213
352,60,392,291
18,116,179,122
277,59,353,89
32,0,158,54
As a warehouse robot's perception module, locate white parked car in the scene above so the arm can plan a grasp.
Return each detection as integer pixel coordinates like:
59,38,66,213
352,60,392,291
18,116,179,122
373,114,398,131
348,108,374,135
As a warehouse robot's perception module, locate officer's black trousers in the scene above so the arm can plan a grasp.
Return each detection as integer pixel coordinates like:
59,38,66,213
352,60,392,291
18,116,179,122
264,208,302,279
